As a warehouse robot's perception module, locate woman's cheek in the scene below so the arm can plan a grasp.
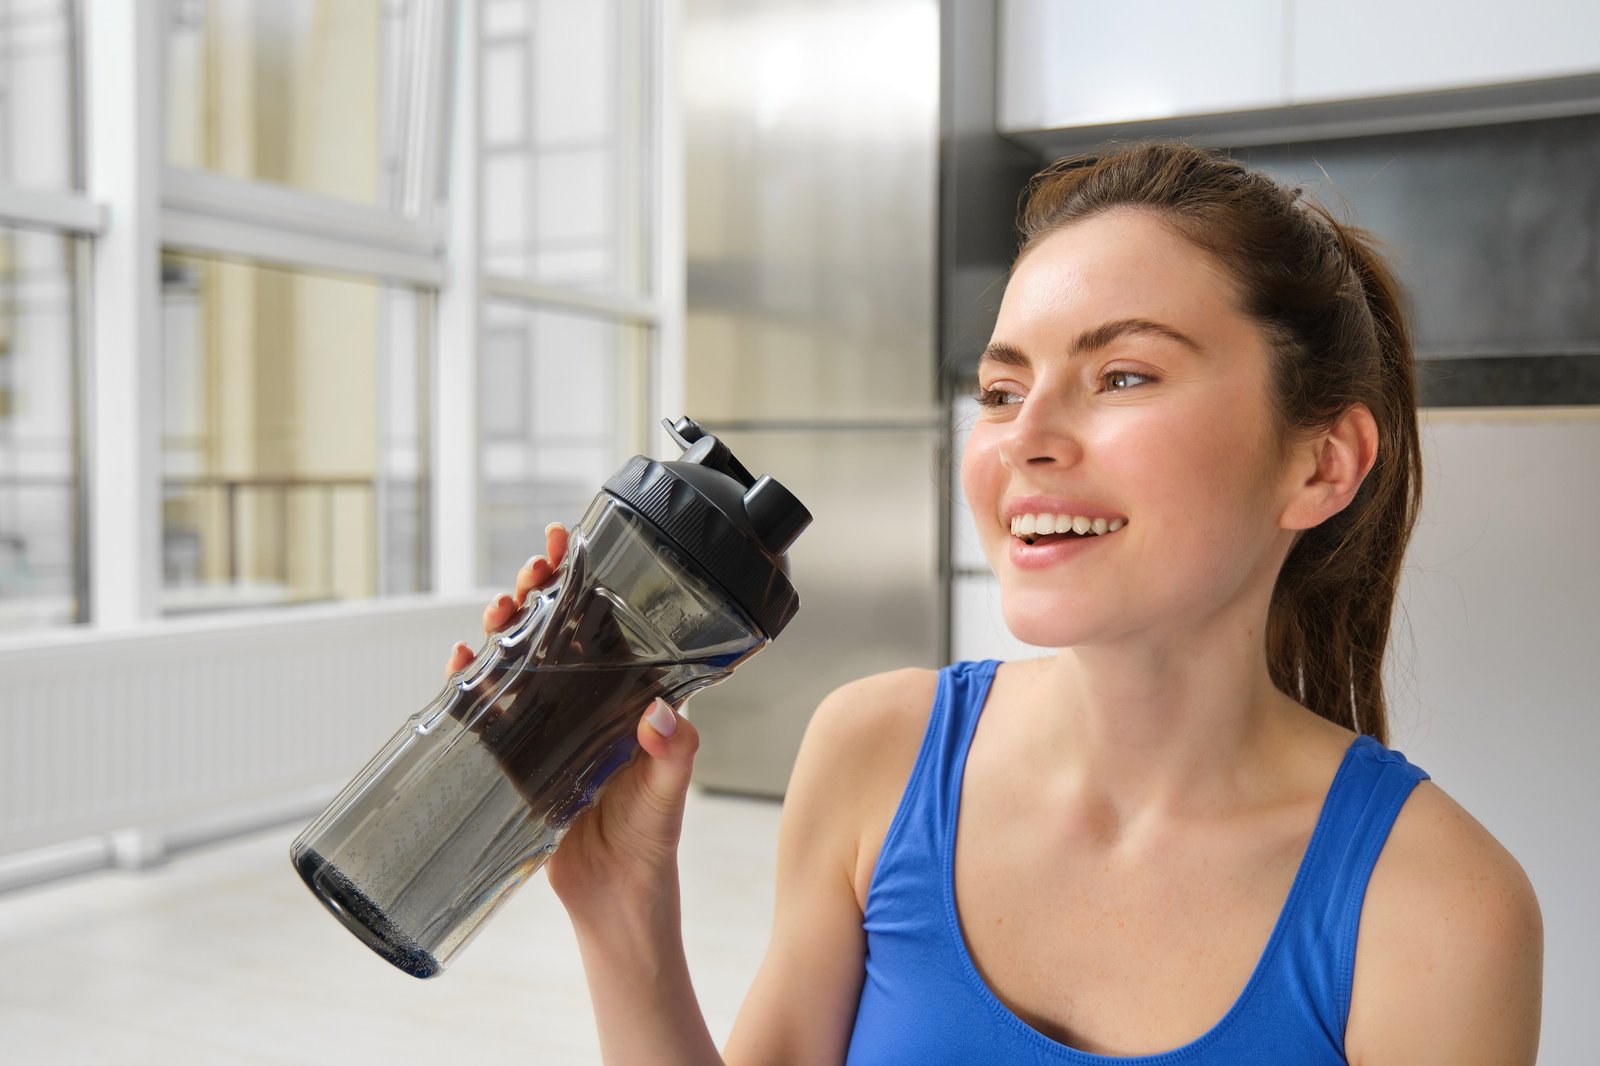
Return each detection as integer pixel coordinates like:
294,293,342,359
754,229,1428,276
959,427,1009,564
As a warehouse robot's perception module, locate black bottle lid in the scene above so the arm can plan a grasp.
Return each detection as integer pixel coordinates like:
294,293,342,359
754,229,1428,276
601,417,812,639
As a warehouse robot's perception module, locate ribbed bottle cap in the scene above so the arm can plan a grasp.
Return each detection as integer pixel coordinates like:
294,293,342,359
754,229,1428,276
601,418,812,639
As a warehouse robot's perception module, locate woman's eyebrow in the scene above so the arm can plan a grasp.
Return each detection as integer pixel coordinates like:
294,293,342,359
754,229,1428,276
979,318,1202,368
1072,317,1203,356
977,342,1030,369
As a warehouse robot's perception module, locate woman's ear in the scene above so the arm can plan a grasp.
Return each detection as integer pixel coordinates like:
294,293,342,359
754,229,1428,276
1280,403,1379,532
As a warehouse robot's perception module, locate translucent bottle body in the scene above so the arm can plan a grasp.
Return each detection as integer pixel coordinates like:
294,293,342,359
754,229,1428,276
290,498,766,977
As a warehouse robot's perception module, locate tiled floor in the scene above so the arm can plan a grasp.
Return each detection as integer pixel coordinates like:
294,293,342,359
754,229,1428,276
0,789,782,1064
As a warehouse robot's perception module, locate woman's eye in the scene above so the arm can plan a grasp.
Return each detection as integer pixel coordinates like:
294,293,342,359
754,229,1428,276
1102,369,1152,391
975,385,1022,408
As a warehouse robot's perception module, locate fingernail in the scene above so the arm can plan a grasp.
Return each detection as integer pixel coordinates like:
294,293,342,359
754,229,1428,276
523,554,545,572
544,522,563,537
645,698,677,738
452,641,470,657
495,593,512,611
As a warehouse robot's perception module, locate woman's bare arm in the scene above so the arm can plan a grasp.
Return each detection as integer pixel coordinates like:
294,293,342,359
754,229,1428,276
720,669,936,1065
550,670,934,1066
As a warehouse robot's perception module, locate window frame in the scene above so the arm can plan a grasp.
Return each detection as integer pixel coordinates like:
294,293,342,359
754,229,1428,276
0,0,682,630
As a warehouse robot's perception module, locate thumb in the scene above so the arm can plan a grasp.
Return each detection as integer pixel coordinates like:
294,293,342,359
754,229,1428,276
633,698,699,813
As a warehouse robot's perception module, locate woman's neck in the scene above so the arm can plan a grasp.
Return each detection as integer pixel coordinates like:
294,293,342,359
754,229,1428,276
1028,618,1313,826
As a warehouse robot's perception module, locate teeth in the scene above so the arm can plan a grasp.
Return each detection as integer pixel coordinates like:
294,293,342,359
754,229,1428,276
1008,512,1127,538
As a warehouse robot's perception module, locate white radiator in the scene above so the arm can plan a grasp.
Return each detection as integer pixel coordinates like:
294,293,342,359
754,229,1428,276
0,594,493,891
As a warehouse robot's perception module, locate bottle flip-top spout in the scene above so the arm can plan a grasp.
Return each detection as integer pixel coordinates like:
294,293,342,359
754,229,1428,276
663,416,754,485
661,417,809,557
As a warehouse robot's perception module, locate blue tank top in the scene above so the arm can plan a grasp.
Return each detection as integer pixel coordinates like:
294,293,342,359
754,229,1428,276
846,659,1429,1065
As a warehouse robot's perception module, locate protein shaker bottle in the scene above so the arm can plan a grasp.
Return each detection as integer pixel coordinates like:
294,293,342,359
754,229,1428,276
290,417,810,978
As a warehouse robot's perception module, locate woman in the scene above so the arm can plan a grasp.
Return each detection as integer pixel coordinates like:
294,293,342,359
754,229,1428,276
451,143,1543,1064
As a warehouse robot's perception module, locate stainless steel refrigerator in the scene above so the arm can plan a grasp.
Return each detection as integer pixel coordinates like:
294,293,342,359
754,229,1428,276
682,0,944,796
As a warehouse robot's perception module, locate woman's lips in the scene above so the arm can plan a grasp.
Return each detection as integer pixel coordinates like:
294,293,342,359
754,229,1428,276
1007,525,1120,569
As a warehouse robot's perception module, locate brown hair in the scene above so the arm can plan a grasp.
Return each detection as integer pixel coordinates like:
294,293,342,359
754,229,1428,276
1015,142,1421,744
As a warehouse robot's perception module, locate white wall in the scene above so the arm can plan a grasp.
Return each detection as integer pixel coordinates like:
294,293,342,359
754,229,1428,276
951,404,1600,1061
1389,409,1599,1066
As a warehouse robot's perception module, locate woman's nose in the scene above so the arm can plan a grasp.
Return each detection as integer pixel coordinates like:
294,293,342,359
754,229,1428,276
998,395,1084,470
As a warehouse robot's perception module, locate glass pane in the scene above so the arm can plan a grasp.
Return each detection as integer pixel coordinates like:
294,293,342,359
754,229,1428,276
166,0,434,210
481,0,653,296
161,253,428,614
0,0,77,191
480,300,646,584
0,226,80,632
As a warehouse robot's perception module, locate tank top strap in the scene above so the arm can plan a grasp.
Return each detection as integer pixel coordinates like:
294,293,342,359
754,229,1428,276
870,659,998,898
1273,734,1430,1040
925,659,999,818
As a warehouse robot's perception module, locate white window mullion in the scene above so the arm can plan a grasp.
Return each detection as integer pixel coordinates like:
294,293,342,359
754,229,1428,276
434,0,482,593
84,0,164,627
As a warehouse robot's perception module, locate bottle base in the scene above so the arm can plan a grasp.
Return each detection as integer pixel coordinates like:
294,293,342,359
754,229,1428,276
291,845,442,979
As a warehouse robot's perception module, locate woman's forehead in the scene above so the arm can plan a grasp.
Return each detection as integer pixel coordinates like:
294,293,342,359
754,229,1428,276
1000,213,1245,335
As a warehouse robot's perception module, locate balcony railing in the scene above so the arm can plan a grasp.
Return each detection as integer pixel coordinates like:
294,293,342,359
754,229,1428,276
161,475,385,611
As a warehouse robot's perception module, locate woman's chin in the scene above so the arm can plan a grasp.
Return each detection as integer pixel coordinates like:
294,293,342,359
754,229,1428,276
1000,605,1084,650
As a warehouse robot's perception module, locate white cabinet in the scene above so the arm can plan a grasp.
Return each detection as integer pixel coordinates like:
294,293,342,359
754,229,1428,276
999,0,1600,135
997,0,1287,132
1291,0,1600,103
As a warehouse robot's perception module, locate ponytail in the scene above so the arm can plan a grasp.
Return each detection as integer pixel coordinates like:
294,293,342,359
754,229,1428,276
1264,216,1421,744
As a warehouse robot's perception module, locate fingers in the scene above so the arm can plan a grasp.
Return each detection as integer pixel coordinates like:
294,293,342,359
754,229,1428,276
513,522,569,606
464,521,572,672
482,592,517,637
633,698,700,811
544,522,570,570
514,556,553,607
444,640,474,679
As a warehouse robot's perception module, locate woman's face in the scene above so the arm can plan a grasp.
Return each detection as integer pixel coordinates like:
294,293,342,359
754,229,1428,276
961,209,1303,649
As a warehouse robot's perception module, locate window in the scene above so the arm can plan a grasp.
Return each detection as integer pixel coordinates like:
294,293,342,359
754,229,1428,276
480,300,645,580
0,0,84,633
0,0,672,629
167,0,438,212
160,254,426,613
0,224,80,631
483,0,651,295
476,0,663,584
0,0,77,192
153,0,447,616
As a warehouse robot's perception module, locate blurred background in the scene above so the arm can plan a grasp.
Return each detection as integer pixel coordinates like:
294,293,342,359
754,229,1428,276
0,0,1596,1062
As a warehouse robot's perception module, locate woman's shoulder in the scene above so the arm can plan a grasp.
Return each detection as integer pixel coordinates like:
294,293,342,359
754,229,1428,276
798,666,944,771
783,666,944,907
1344,775,1543,1061
1365,777,1542,950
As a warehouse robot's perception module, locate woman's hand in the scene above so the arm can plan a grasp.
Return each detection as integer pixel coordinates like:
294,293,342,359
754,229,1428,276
443,521,571,675
441,521,702,923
